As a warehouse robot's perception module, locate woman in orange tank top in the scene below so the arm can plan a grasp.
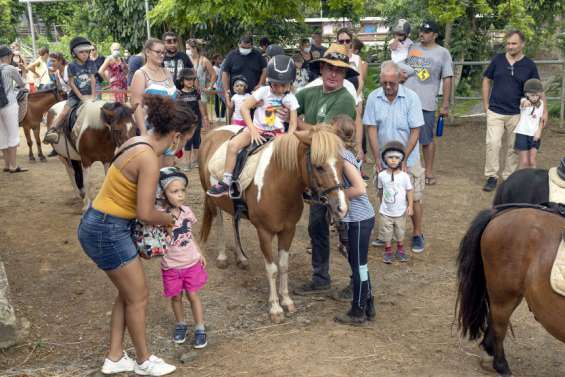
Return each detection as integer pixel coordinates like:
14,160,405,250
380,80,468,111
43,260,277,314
78,94,197,375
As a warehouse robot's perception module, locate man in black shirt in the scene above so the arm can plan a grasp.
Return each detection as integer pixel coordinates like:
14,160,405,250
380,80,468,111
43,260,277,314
162,31,194,89
481,30,547,192
89,45,105,99
221,35,267,108
310,31,327,58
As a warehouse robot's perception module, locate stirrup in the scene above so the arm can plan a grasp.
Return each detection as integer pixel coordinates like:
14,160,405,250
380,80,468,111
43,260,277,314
229,180,242,199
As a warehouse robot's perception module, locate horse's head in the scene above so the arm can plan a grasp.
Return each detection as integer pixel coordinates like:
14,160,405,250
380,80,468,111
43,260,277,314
295,127,348,219
101,102,138,147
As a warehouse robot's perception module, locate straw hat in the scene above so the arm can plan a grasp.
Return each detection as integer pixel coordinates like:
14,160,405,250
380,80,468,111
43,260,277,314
308,43,359,77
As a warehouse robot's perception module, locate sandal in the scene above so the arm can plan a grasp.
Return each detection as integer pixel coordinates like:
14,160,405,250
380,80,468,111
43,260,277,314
425,176,437,185
9,166,28,173
2,168,9,172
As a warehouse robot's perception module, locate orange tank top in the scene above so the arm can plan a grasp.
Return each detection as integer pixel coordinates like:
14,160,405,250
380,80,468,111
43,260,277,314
92,144,153,219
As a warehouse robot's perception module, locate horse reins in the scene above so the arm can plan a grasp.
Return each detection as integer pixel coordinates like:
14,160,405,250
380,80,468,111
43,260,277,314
304,149,344,205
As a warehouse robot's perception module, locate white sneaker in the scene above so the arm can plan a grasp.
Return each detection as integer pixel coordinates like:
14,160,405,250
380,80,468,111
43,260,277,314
134,355,176,376
100,351,135,374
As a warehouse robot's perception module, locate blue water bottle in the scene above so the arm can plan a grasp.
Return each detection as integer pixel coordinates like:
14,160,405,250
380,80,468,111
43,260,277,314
436,115,444,137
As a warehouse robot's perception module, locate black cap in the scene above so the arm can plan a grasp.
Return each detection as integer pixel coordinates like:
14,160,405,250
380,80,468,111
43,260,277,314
420,20,440,33
239,35,253,44
0,45,12,58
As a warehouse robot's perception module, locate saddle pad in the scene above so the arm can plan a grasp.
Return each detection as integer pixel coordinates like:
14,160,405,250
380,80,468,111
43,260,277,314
550,237,565,296
549,167,565,205
207,126,265,193
72,100,106,153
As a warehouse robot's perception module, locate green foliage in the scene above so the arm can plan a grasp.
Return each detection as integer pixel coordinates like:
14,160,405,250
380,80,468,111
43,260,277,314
324,0,365,21
0,0,14,44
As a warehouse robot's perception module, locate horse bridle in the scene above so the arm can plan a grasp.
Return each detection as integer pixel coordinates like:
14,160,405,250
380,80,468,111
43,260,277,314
304,149,344,205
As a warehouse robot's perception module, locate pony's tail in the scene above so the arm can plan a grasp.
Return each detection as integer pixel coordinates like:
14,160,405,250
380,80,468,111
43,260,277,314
456,208,496,341
200,196,216,243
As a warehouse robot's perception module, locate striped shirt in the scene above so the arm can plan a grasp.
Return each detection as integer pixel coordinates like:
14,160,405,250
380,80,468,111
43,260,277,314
341,149,375,223
0,64,25,104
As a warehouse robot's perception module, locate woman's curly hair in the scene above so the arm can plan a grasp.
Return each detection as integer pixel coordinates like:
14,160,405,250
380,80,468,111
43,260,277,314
143,94,197,136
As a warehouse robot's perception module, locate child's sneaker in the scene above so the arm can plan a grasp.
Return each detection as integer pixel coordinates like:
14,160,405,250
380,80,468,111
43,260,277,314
383,252,394,264
207,181,229,197
134,355,176,376
101,351,135,374
193,328,208,349
173,323,188,344
395,250,409,262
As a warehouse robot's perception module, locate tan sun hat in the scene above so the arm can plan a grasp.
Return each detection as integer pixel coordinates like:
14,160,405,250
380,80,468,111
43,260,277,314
309,43,359,77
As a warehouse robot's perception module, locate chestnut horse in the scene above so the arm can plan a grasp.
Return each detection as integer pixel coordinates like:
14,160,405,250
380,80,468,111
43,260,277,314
198,125,348,322
457,204,565,376
19,87,65,161
50,101,137,210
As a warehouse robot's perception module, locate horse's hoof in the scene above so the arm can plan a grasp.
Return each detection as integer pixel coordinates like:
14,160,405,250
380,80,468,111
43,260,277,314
270,312,284,324
29,156,36,162
236,259,249,270
39,155,47,162
283,302,296,314
216,259,229,269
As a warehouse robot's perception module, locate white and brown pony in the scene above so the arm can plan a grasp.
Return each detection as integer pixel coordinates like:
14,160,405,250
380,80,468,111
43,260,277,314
199,125,348,322
19,87,66,161
50,100,136,210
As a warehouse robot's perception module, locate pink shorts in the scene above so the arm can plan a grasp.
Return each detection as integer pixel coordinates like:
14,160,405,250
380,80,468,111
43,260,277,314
232,119,246,126
161,263,208,297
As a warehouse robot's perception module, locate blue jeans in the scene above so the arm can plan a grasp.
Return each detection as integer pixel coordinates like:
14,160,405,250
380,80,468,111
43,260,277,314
343,217,375,310
308,203,331,286
78,207,137,271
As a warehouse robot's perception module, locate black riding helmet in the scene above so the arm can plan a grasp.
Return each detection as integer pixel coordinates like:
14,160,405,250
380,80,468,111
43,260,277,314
392,19,411,36
179,68,196,81
156,167,188,201
381,141,406,162
232,74,248,90
69,36,92,57
267,55,296,84
265,44,285,59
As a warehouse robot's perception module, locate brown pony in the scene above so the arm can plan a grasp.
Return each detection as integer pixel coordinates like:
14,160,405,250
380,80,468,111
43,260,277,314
19,87,65,161
457,204,565,376
198,125,348,323
51,101,137,210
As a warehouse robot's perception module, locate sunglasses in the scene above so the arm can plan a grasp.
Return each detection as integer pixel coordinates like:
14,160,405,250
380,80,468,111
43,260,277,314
337,39,351,45
150,48,166,56
165,38,177,44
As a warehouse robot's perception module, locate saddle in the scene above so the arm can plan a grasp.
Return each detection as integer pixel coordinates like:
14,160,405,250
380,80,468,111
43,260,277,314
62,106,80,152
549,163,565,205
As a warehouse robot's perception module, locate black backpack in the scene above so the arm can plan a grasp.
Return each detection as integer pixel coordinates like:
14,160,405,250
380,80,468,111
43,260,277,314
0,66,9,108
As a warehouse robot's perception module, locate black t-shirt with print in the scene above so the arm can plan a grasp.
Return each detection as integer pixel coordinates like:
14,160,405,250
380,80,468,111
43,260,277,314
484,53,540,115
178,89,202,125
91,56,105,84
163,52,194,89
223,48,267,93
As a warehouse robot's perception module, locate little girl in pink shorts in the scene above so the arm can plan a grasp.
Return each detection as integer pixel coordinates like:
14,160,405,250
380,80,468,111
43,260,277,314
157,167,208,348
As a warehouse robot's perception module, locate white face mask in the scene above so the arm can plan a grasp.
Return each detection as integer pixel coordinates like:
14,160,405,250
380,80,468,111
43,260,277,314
239,47,252,55
186,50,192,57
303,47,311,53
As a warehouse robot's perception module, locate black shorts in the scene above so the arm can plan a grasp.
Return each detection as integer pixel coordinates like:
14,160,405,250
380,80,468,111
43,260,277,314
514,133,541,151
184,123,202,150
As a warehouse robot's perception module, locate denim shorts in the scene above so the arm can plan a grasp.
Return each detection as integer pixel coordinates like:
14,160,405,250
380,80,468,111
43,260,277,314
78,207,137,271
419,110,435,146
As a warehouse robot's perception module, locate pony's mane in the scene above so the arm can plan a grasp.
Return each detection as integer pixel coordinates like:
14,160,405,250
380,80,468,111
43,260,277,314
99,102,133,130
272,126,344,173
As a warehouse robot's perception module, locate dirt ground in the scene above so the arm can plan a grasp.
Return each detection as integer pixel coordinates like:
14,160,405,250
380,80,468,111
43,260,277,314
1,119,564,377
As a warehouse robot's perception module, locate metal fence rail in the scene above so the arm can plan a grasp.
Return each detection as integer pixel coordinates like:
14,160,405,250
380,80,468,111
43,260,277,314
368,60,565,127
451,60,564,128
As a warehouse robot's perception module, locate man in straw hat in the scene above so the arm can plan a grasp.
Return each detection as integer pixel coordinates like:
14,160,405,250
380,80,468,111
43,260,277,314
294,43,357,296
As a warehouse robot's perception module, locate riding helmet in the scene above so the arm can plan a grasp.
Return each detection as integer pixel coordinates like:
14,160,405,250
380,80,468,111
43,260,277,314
392,19,411,36
267,55,296,84
157,167,188,200
265,44,285,59
232,74,248,89
179,68,196,81
524,78,543,94
381,141,406,162
69,36,92,56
